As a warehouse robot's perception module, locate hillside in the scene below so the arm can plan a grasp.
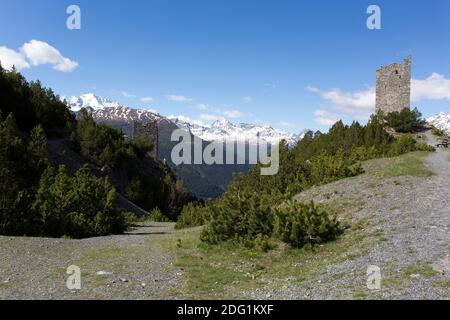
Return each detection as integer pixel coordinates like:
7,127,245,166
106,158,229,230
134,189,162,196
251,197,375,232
1,131,448,299
0,67,194,239
99,114,252,199
66,93,305,199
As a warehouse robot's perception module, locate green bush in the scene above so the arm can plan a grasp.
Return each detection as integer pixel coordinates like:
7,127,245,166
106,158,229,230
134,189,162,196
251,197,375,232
33,165,130,238
0,113,133,238
200,191,278,245
389,134,435,156
382,108,426,133
175,202,210,229
389,134,417,156
273,201,342,248
147,207,171,222
254,233,275,252
310,151,364,185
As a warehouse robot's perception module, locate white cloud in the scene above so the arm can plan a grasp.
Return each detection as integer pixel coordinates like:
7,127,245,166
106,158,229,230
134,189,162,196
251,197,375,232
243,96,252,102
0,46,30,70
121,91,136,98
166,94,192,102
307,72,450,125
140,96,154,103
279,121,296,128
411,73,450,101
314,109,341,126
223,110,243,118
306,86,375,114
306,85,375,122
20,40,78,72
200,113,225,122
196,103,209,110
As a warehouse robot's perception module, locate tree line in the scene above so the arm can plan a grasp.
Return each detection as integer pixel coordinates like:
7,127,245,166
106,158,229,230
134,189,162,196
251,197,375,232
0,64,194,238
176,109,432,250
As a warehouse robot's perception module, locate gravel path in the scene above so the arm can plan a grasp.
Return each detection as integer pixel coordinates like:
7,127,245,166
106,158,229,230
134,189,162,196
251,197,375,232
1,132,449,300
250,131,449,299
0,223,182,299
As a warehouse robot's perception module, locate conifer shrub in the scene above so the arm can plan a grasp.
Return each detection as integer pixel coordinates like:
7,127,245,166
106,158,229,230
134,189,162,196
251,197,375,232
175,202,211,229
200,191,278,245
382,108,426,133
0,114,132,238
310,151,364,185
273,201,342,248
33,165,130,238
389,134,435,156
147,207,171,222
253,233,275,252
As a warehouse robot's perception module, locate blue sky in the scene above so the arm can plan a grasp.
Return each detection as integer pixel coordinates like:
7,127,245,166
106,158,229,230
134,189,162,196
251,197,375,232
1,0,450,133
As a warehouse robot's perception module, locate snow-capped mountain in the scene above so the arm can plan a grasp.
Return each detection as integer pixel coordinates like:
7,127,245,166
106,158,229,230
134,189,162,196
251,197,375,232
427,112,450,135
63,93,163,122
63,93,121,112
169,117,305,145
64,94,305,145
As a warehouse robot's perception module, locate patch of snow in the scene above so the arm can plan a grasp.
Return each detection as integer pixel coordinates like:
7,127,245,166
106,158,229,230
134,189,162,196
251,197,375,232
427,112,450,135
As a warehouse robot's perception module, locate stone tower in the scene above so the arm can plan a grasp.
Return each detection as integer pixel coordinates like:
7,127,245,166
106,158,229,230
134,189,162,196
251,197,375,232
376,56,411,114
132,120,158,160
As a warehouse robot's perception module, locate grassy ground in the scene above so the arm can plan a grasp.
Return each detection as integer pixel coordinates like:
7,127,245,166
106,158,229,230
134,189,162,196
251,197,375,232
168,223,383,299
382,260,439,292
166,151,436,299
2,150,443,299
369,151,434,178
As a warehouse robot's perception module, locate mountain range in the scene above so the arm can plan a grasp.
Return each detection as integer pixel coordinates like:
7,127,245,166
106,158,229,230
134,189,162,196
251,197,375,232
169,117,303,146
64,93,304,145
63,93,307,198
64,94,450,198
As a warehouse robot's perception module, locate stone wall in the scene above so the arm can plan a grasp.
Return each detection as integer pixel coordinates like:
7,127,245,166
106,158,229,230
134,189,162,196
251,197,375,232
376,56,411,114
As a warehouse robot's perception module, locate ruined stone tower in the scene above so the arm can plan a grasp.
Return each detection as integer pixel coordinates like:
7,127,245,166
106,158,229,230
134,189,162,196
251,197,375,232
132,120,158,160
376,56,411,114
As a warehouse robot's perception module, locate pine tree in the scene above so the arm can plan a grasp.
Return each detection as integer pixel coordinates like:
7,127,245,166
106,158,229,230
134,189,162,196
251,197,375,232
28,124,49,174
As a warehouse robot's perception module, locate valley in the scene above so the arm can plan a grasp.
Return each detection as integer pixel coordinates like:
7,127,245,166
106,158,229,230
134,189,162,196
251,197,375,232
65,93,306,199
2,132,448,299
1,0,449,305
